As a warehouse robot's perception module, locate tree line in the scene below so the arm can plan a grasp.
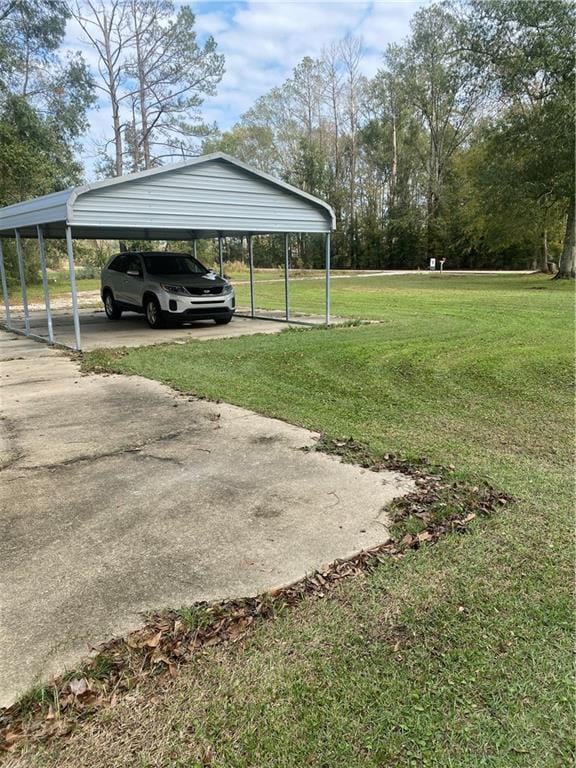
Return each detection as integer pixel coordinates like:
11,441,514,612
204,1,575,277
0,0,574,282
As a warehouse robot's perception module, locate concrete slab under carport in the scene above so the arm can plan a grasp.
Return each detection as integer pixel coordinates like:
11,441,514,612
3,307,333,351
0,334,414,707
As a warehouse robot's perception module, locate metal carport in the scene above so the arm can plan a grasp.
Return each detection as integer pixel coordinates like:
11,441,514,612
0,152,335,350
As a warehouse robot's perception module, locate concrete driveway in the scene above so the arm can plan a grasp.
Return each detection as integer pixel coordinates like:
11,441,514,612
5,308,311,351
0,333,413,707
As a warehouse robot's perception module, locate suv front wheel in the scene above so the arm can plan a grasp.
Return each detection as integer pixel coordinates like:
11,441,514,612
103,290,122,320
144,296,165,328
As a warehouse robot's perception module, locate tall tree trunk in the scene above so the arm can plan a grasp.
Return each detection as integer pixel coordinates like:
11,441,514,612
426,184,438,264
425,124,440,264
538,228,550,273
129,101,141,171
111,100,123,176
554,195,575,279
349,118,357,269
135,37,150,168
130,0,150,170
73,0,126,176
390,109,398,212
101,11,123,177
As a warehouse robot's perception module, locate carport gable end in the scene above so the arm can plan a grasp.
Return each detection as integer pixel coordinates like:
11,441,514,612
66,154,335,239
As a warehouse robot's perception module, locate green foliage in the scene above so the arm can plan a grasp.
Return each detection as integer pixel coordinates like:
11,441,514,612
460,0,575,273
0,0,69,92
203,2,573,274
0,0,94,284
0,96,82,206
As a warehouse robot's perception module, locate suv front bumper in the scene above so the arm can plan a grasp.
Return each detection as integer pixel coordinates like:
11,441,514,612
160,291,235,318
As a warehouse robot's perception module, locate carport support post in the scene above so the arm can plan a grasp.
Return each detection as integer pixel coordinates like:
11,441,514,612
0,239,12,329
284,233,290,321
193,240,197,260
218,234,224,277
65,226,82,351
325,232,331,325
248,234,255,317
36,226,54,344
15,229,30,335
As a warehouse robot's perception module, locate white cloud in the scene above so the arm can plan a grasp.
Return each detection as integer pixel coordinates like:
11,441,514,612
65,0,424,177
191,0,424,125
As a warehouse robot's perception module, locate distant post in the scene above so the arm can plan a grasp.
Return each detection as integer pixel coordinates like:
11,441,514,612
248,234,255,318
0,239,12,329
325,232,331,325
15,229,30,335
218,235,224,277
284,233,290,321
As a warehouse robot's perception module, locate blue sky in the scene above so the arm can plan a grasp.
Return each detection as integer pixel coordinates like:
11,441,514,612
64,1,425,178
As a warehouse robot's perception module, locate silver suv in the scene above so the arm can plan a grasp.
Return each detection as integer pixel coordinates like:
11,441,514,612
101,251,235,328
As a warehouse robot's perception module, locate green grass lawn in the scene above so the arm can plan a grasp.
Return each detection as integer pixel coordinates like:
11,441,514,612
7,276,100,303
30,274,574,767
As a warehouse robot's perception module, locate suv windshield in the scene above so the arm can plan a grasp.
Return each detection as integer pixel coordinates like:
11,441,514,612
143,253,208,276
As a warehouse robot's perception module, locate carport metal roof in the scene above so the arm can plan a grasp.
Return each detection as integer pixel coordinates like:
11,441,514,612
0,153,335,239
0,153,335,351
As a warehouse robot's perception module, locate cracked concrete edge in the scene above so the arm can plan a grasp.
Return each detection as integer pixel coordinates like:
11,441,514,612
4,429,192,473
0,415,22,471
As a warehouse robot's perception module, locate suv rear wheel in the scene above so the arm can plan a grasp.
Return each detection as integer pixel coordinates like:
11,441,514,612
144,296,165,328
103,291,122,320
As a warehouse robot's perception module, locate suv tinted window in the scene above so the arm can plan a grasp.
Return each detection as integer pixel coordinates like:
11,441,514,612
109,254,129,272
143,253,207,276
125,254,143,275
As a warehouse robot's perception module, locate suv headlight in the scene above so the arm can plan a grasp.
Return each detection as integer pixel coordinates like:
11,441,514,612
222,283,234,294
160,284,188,295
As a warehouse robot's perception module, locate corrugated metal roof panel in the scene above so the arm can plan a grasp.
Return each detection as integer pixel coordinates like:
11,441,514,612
0,154,335,237
71,159,331,233
0,188,71,232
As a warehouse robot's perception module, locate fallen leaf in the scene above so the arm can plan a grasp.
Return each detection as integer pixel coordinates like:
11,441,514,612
201,744,214,765
144,631,162,649
68,678,88,697
79,692,103,708
3,728,24,744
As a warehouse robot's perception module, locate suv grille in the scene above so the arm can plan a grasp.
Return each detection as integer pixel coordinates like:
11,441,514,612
186,285,223,296
184,306,229,315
